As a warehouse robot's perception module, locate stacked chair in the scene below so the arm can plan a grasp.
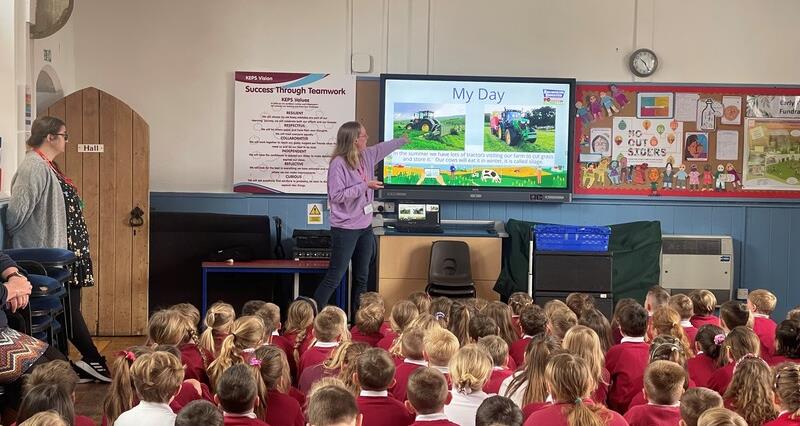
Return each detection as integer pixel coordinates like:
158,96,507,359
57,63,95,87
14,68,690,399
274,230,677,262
426,240,475,298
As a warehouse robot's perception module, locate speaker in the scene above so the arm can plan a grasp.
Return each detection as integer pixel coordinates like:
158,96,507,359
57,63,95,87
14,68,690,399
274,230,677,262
533,251,612,293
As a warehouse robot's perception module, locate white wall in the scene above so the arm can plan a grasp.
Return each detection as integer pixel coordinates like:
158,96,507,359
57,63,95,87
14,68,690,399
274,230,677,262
64,0,800,193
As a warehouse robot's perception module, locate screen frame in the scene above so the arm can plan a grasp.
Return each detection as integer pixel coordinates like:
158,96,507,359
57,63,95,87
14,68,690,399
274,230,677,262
377,73,576,203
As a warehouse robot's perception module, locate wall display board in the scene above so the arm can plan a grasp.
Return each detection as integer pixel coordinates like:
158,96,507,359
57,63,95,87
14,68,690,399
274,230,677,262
233,72,356,194
575,84,800,198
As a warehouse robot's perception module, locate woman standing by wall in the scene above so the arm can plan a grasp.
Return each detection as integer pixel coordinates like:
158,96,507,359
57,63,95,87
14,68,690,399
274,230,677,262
6,116,111,383
313,122,407,313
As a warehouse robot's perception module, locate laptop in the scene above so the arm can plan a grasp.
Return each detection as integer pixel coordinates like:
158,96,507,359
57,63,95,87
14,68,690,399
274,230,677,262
395,202,443,233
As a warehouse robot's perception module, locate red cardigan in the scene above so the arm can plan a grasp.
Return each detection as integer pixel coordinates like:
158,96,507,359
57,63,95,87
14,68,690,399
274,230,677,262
524,401,628,426
754,315,778,358
707,362,735,395
688,352,717,387
265,389,304,426
357,394,414,426
623,404,681,426
351,325,384,347
604,340,650,414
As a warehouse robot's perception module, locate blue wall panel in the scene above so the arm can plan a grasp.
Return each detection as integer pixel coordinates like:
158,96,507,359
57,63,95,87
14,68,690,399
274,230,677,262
149,193,800,318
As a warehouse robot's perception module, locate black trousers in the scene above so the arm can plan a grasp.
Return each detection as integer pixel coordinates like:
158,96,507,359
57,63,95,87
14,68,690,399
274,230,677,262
69,286,101,360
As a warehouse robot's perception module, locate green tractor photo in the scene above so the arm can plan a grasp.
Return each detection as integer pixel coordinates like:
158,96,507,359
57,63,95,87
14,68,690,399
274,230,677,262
499,109,537,146
406,110,442,139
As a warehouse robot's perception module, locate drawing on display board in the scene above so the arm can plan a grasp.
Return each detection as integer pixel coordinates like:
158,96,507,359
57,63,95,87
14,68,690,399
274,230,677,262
637,92,674,118
743,118,800,190
721,96,742,125
697,98,723,131
684,132,709,161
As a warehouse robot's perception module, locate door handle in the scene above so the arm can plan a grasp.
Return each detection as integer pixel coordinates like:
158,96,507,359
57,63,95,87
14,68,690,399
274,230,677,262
129,206,145,227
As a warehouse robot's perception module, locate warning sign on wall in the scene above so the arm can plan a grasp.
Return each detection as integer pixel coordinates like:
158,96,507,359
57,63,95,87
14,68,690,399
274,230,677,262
307,203,323,225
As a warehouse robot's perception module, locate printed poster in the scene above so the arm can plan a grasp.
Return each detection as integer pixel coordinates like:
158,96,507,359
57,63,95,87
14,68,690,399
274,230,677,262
233,72,356,194
746,96,800,119
590,128,612,156
674,93,699,121
612,117,684,167
743,118,800,190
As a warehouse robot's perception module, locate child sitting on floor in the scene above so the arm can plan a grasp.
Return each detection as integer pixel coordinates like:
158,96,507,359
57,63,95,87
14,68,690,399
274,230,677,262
215,364,269,426
207,316,266,390
444,344,492,426
199,301,236,358
748,289,778,358
478,335,513,394
423,326,460,385
175,400,223,426
355,348,413,426
406,368,458,426
679,388,723,426
115,352,184,426
605,302,650,414
475,396,522,426
306,384,361,426
623,360,685,426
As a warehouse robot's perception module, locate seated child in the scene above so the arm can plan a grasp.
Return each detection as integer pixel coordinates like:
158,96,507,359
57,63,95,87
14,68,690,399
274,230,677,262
199,301,236,357
171,303,201,333
298,341,364,395
307,384,361,426
207,316,266,390
645,285,671,316
509,304,547,366
679,388,723,426
562,325,609,405
723,355,778,425
355,348,414,426
651,306,694,356
282,297,317,363
475,396,522,426
115,352,184,426
469,315,499,342
769,319,800,366
22,360,94,426
215,364,269,426
687,324,725,387
623,360,685,426
254,303,297,378
611,298,639,344
444,344,492,426
697,408,747,426
707,326,761,395
689,290,720,328
669,294,698,345
252,345,304,426
423,327,460,386
546,306,578,342
148,308,213,386
406,368,458,426
524,353,627,426
242,300,267,316
447,301,474,346
502,335,561,410
748,289,778,358
392,327,428,402
719,301,752,332
175,400,223,426
565,292,596,318
628,335,693,410
409,292,432,317
378,300,419,351
102,346,154,424
300,308,343,374
770,363,800,426
351,301,386,347
478,336,513,394
14,383,77,426
579,308,614,353
507,292,533,337
483,302,521,351
605,302,651,414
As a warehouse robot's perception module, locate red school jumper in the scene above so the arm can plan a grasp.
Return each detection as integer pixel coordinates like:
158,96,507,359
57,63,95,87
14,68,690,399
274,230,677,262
392,359,427,402
265,389,304,426
604,338,651,414
690,314,721,328
179,343,214,387
222,414,270,426
298,341,338,374
687,352,717,387
270,333,298,380
707,362,735,395
509,335,532,366
409,413,459,426
357,391,414,426
765,412,800,426
377,330,399,350
682,321,698,347
524,400,628,426
350,325,384,347
624,403,682,426
753,314,778,359
483,367,514,394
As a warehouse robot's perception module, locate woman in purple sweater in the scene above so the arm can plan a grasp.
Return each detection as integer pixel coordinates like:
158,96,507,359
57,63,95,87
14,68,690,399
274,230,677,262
312,121,408,311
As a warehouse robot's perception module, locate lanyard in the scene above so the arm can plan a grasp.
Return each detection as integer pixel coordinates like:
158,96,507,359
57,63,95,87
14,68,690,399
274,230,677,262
34,149,84,208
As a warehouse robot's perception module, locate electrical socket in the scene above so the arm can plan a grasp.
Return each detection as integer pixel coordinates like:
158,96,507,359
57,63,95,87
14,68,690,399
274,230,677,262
372,201,395,214
736,288,749,300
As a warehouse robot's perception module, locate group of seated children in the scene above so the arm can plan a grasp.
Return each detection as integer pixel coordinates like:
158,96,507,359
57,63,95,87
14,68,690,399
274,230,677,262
11,286,800,426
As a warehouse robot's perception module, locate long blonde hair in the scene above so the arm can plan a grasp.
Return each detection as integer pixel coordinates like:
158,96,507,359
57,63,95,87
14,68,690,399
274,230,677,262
390,300,419,334
724,356,778,425
546,353,610,426
207,316,265,390
284,298,316,364
449,344,492,393
320,341,369,395
331,121,362,169
504,334,561,406
652,307,694,357
562,326,606,390
102,346,153,423
774,362,800,419
199,302,235,357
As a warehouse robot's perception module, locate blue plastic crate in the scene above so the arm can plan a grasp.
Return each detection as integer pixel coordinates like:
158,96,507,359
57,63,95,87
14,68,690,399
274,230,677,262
533,224,611,252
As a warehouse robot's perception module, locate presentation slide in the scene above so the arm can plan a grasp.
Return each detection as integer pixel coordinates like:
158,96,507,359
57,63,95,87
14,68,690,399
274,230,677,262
381,77,571,189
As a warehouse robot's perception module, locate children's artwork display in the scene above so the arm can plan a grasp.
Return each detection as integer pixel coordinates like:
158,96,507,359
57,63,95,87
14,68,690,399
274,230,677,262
575,84,800,199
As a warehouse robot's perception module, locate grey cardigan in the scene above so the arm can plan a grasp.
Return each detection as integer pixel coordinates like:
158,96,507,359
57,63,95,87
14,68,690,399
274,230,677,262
5,151,68,249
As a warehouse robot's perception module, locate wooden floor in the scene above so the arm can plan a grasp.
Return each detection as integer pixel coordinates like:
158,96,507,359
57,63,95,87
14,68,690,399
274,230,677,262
71,336,146,423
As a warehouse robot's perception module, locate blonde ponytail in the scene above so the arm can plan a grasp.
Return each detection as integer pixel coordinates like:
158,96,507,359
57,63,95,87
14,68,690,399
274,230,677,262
102,346,153,423
546,353,607,426
449,344,492,393
206,316,265,390
652,307,693,357
199,302,235,357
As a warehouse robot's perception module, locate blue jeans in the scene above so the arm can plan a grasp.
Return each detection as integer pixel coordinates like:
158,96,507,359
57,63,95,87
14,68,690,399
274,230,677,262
313,226,375,313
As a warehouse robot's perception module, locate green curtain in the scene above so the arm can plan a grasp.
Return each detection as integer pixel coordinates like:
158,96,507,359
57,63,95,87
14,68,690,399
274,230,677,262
494,219,662,305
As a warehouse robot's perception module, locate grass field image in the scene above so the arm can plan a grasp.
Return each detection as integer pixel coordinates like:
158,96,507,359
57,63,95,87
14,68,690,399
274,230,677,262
766,159,800,184
484,105,557,153
392,102,466,151
383,164,568,188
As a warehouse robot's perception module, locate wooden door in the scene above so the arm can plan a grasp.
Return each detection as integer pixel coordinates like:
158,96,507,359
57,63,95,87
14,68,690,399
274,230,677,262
46,87,150,336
